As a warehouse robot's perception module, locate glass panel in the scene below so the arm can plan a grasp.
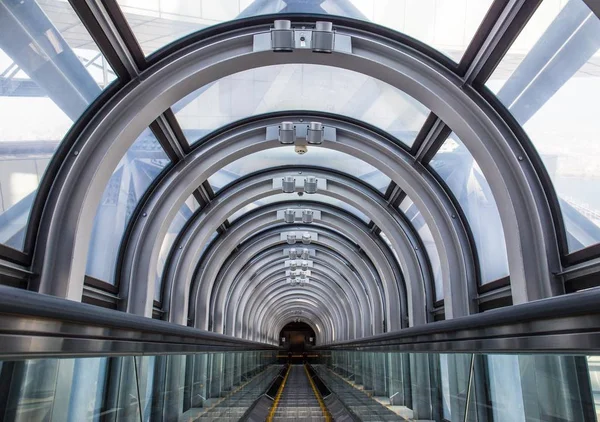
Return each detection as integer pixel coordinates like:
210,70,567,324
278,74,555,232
228,193,370,223
399,196,443,301
116,0,492,60
0,0,116,250
486,0,600,252
320,351,595,422
209,146,391,194
0,352,278,422
155,195,200,301
174,64,428,148
86,129,170,284
430,133,508,284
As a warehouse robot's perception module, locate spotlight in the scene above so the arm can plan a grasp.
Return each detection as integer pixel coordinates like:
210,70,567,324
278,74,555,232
279,121,295,144
284,209,296,223
302,209,314,224
287,233,297,245
304,176,318,194
282,176,296,193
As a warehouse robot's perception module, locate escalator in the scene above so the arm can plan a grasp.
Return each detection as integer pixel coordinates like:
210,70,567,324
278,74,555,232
269,365,330,421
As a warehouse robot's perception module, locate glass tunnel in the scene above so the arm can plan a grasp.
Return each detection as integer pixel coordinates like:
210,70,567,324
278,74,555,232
0,0,600,420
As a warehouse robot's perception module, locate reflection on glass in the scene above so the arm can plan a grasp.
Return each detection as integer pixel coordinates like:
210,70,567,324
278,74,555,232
209,146,391,194
0,351,278,421
86,130,170,284
486,0,600,252
487,355,526,422
399,196,443,301
174,65,428,147
430,134,509,284
321,351,594,422
0,0,116,250
155,195,200,301
115,0,492,60
228,193,370,223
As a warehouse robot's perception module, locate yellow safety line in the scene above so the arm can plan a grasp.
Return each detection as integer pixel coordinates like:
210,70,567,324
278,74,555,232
304,364,333,422
267,364,291,422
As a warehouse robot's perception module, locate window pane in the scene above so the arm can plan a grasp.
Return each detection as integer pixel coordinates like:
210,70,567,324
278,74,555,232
379,231,403,270
155,195,200,301
174,65,428,148
399,196,443,301
486,0,600,252
0,0,116,250
116,0,492,61
209,146,391,194
228,193,370,223
430,134,509,284
86,130,170,284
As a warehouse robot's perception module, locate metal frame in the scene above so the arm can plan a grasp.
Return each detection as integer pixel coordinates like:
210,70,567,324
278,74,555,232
189,206,396,337
216,246,370,339
1,4,597,352
115,114,475,331
151,164,440,327
29,19,560,323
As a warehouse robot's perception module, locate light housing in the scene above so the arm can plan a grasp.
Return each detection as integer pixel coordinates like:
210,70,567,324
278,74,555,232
279,121,295,144
282,176,296,193
302,232,312,244
304,176,318,194
284,209,296,223
287,233,297,244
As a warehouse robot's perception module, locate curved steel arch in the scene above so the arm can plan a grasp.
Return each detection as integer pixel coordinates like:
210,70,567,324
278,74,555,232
217,246,369,338
254,293,340,344
190,206,400,331
261,296,336,344
272,312,325,346
270,304,334,345
34,18,558,320
192,222,384,333
125,120,468,325
225,259,361,340
271,313,322,345
241,275,353,342
158,166,426,326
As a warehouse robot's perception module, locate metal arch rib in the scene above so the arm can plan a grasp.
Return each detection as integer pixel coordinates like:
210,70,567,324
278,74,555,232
122,120,462,326
217,247,368,339
242,276,353,343
194,225,382,336
34,20,557,317
189,208,394,332
259,297,338,344
227,260,360,340
157,166,427,328
247,279,352,343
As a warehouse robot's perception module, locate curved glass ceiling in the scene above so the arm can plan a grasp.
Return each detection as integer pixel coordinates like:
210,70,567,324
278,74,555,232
155,195,200,301
430,133,508,284
173,64,428,147
399,196,443,301
86,130,170,284
0,0,116,250
208,146,391,194
116,0,493,61
486,0,600,253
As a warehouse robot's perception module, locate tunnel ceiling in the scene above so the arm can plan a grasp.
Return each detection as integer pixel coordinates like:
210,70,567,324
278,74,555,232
1,0,599,345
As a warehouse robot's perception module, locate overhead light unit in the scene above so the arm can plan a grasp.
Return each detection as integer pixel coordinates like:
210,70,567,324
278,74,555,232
304,176,318,194
287,233,297,245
